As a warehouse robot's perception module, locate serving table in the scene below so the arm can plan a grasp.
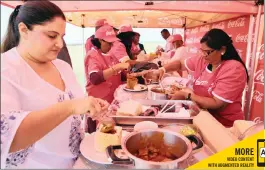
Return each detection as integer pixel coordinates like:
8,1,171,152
73,82,224,169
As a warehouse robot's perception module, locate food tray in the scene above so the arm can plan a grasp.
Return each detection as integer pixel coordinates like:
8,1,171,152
109,99,200,126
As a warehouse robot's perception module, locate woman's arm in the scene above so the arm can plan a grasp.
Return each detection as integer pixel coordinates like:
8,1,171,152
169,90,226,110
10,101,72,152
102,63,129,80
163,59,186,73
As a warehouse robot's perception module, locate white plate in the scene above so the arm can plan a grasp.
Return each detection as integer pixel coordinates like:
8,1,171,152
123,84,148,92
80,131,130,165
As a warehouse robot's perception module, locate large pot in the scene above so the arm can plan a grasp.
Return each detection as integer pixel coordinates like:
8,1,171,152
106,129,203,169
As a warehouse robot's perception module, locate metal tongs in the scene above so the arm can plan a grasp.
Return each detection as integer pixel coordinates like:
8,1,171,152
159,101,178,114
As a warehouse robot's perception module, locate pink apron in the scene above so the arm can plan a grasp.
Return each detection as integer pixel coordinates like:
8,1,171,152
87,52,122,103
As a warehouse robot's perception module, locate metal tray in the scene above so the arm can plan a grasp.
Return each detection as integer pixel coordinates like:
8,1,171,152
109,99,199,126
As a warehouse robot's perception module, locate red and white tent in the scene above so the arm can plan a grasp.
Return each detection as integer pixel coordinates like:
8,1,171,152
1,1,264,120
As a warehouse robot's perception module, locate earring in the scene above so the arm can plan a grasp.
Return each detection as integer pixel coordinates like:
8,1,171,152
221,52,224,55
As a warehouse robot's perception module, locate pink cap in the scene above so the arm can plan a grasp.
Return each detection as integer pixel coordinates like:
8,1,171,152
168,34,183,43
95,19,108,27
118,24,134,33
95,25,119,42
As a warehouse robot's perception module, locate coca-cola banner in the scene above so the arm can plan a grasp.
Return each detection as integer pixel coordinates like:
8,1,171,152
185,15,250,62
249,14,264,121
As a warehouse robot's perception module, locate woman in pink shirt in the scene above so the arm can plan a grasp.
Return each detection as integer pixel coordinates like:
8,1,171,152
84,25,130,103
134,29,248,127
108,25,138,62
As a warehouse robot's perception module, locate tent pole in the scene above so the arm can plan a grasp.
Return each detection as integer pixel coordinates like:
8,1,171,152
242,15,255,114
244,4,262,120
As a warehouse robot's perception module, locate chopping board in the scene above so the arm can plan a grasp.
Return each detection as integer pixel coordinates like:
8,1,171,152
193,111,239,153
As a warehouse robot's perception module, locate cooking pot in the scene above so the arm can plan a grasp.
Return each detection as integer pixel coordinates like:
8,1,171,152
150,86,167,100
106,129,203,169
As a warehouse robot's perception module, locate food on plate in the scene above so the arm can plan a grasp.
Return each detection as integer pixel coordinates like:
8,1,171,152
133,84,144,91
126,75,138,89
179,125,197,136
151,87,166,94
133,136,178,162
100,121,115,133
139,107,159,116
94,124,122,152
169,85,181,92
116,100,143,116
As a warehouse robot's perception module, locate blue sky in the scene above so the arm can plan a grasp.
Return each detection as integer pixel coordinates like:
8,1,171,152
1,5,184,45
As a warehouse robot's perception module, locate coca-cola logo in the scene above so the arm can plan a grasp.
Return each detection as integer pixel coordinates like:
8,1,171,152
170,18,183,25
185,37,201,44
185,37,194,44
190,27,199,34
199,25,210,33
158,17,170,25
235,33,254,43
235,34,248,43
252,90,264,103
257,44,264,60
227,17,245,28
254,69,264,85
186,30,191,35
212,22,225,29
193,37,201,43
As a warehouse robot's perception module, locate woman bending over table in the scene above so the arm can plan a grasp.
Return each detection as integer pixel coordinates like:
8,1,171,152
132,29,248,128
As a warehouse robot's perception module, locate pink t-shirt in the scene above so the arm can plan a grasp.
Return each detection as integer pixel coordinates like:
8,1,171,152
185,56,247,127
108,41,130,62
84,48,122,103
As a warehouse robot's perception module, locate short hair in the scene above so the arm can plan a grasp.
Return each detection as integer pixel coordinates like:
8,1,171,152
161,29,169,34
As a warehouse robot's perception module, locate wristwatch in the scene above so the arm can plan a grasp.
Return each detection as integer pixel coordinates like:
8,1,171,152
186,93,191,100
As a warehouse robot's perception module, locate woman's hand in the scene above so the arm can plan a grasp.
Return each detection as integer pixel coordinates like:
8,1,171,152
67,96,110,118
114,62,130,72
181,88,194,96
166,90,186,100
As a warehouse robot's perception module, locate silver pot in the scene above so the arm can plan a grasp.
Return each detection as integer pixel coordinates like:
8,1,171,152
150,87,167,100
106,129,203,169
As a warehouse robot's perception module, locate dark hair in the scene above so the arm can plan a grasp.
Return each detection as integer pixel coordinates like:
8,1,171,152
161,29,169,34
1,0,66,53
91,38,101,49
200,28,249,82
117,32,135,59
134,32,140,36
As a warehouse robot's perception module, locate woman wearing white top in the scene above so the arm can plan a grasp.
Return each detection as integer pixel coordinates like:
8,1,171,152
1,1,109,169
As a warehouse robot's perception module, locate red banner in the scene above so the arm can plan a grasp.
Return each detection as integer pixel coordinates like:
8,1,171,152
185,15,251,62
249,14,264,121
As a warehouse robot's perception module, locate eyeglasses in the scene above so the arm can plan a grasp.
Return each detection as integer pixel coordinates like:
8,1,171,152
199,49,215,56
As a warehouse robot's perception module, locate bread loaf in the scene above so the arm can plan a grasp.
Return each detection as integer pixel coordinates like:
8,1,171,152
117,100,143,116
94,124,122,152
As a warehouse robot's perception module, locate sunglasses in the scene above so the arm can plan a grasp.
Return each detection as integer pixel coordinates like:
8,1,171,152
199,49,215,56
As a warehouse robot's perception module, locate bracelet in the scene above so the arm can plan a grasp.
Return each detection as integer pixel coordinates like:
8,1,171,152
111,66,118,75
186,93,191,100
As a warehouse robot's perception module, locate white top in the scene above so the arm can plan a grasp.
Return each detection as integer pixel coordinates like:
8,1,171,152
1,48,85,169
165,38,174,52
